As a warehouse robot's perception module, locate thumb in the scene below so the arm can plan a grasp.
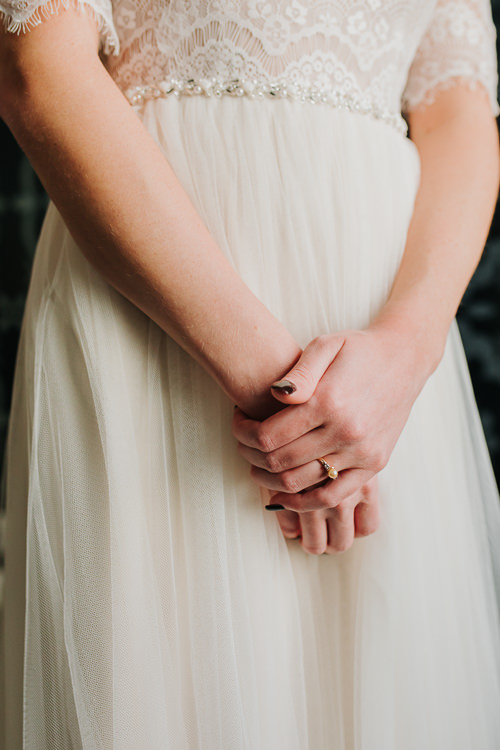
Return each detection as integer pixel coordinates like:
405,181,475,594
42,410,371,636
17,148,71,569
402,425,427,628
270,334,346,404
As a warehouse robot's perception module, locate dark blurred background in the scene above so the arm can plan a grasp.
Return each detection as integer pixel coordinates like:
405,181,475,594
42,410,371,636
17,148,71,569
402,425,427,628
1,5,500,490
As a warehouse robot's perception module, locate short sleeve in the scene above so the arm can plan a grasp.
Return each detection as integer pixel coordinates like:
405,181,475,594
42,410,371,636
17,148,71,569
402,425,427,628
402,0,499,115
0,0,119,54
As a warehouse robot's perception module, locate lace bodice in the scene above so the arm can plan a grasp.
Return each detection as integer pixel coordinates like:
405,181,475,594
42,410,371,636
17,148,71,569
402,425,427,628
1,0,498,133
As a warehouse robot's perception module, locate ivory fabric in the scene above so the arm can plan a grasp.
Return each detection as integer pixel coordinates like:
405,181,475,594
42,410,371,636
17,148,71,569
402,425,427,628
1,2,500,749
0,0,498,121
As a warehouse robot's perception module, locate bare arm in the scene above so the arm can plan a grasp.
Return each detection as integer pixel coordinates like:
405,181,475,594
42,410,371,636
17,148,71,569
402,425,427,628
233,85,499,553
0,9,301,418
373,86,499,368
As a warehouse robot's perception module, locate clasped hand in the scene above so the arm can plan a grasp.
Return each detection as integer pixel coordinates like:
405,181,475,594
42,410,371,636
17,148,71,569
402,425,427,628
233,327,427,555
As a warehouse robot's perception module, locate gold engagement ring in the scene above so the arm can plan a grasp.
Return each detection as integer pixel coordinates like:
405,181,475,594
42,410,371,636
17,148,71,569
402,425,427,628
317,458,339,480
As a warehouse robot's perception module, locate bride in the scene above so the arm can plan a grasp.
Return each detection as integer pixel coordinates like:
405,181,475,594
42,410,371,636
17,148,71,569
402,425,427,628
1,1,500,748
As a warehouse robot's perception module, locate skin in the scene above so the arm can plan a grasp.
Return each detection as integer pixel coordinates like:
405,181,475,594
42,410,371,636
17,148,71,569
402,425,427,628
0,9,302,418
233,85,500,553
1,10,499,558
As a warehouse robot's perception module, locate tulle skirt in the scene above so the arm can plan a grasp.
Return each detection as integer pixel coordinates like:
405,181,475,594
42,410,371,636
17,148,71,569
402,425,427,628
2,97,500,749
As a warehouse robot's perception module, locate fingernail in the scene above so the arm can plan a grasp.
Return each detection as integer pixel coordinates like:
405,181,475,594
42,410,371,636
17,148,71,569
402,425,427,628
271,379,297,395
265,503,285,511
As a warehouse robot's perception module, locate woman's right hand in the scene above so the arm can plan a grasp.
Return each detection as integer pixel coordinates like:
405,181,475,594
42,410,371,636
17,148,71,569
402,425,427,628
233,323,433,510
275,476,380,555
232,322,434,555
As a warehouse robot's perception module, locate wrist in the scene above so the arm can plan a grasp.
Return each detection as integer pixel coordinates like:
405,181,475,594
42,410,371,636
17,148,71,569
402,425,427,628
369,302,450,381
220,341,302,421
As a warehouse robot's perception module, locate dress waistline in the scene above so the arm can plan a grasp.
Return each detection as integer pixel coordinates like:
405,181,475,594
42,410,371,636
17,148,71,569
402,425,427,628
124,78,408,136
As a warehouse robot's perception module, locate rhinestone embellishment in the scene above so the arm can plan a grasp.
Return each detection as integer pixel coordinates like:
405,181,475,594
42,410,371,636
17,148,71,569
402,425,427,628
125,78,408,135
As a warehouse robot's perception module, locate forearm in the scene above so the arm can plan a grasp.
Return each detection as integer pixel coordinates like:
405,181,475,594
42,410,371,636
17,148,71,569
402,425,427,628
371,86,499,375
0,12,300,417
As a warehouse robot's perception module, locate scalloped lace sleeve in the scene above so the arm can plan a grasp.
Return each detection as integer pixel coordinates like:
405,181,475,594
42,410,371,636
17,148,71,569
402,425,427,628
0,0,118,54
402,0,498,114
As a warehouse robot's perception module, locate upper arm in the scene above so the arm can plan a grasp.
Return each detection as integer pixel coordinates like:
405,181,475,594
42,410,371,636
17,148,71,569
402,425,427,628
0,0,118,116
0,4,115,123
0,0,117,53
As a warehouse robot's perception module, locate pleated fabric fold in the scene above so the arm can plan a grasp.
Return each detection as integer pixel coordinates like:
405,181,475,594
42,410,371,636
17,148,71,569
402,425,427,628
3,98,500,749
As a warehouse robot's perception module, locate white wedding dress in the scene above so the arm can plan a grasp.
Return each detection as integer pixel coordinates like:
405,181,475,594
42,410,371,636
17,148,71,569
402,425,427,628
2,1,500,748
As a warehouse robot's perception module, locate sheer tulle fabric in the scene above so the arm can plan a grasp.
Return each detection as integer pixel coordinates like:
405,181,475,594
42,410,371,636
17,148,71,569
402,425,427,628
3,99,500,749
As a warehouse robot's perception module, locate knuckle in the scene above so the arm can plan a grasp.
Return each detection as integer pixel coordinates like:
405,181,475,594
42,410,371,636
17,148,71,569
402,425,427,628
283,531,301,540
311,334,329,351
279,514,302,538
315,485,339,510
281,471,302,494
359,519,379,537
360,481,376,502
335,499,351,518
352,438,386,472
340,417,364,444
291,361,314,387
302,542,325,556
281,497,299,512
321,387,338,417
254,425,275,454
355,500,380,537
328,537,353,554
280,521,300,537
367,445,388,473
367,488,380,507
355,528,369,538
356,519,378,537
262,451,283,473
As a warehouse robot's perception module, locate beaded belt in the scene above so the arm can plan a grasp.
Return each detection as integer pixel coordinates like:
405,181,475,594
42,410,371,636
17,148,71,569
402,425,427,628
124,78,408,136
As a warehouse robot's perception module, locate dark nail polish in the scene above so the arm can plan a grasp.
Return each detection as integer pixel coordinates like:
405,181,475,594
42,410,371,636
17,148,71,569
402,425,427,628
271,379,297,395
265,503,285,511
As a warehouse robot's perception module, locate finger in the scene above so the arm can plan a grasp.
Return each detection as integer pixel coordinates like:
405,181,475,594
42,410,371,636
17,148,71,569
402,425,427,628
326,502,355,554
249,454,342,494
268,468,374,512
232,407,261,446
354,478,380,538
232,402,320,452
238,436,341,476
270,334,346,405
274,509,302,540
298,512,328,556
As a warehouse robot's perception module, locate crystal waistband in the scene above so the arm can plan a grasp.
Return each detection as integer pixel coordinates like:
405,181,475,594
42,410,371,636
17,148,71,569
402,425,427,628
124,78,408,136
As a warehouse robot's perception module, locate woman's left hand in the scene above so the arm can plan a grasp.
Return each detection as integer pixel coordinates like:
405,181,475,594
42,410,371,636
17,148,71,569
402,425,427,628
272,475,380,554
232,324,435,513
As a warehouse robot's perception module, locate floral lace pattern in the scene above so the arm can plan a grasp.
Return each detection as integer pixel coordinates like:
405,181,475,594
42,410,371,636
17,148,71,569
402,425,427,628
0,0,117,51
1,0,498,126
107,0,427,118
403,0,498,110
